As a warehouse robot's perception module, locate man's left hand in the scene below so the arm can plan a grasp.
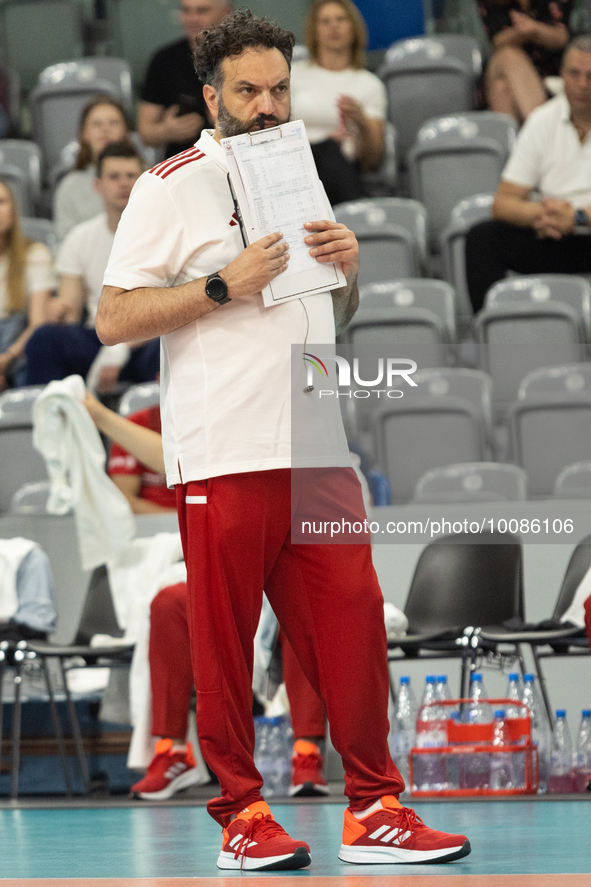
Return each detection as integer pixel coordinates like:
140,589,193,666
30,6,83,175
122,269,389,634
304,220,359,280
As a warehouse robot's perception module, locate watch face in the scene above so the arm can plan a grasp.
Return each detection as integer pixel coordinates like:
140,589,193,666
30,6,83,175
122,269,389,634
207,275,227,301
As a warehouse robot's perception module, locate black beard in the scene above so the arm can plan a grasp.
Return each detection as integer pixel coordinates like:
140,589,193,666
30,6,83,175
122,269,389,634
217,96,290,138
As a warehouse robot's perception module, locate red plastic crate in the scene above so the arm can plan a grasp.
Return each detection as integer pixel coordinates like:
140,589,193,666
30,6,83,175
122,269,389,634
409,697,540,797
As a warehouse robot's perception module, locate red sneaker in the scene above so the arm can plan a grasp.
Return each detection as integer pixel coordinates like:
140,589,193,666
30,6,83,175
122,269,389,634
130,739,201,800
289,740,329,797
339,796,471,864
217,800,311,871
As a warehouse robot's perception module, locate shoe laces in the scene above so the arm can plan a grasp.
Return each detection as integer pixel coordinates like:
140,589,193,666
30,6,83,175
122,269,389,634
233,812,286,869
293,751,322,772
384,806,424,846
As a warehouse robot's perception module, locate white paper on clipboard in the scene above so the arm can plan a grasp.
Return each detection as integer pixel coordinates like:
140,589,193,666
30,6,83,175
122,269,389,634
221,120,345,307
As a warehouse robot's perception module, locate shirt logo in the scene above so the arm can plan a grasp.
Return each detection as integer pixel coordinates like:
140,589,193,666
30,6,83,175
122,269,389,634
230,211,239,227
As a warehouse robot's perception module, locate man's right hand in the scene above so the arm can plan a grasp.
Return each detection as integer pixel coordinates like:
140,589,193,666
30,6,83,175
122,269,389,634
221,232,289,298
162,105,204,143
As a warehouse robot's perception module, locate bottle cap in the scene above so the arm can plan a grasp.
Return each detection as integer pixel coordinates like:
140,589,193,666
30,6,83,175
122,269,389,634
437,675,447,683
400,676,410,684
508,673,519,680
523,673,534,682
582,710,591,717
556,709,566,718
426,675,436,683
494,710,505,718
471,673,482,682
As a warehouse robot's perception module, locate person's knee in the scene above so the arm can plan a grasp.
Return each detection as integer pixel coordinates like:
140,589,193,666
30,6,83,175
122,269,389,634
25,323,62,358
151,582,187,622
465,219,499,256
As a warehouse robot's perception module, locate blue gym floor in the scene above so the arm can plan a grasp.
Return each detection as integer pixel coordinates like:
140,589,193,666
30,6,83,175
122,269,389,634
0,799,590,883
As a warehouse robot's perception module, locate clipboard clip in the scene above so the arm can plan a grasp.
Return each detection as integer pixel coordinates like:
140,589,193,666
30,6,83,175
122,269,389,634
246,123,288,145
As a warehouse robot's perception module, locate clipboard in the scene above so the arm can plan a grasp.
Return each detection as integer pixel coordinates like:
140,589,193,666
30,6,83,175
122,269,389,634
222,120,345,307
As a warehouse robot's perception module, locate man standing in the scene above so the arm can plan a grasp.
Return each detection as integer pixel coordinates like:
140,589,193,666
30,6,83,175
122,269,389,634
466,35,591,313
137,0,232,157
97,10,470,871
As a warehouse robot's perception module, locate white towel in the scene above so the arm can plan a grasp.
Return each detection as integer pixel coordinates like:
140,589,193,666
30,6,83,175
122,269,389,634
32,375,135,571
0,538,38,621
561,563,591,628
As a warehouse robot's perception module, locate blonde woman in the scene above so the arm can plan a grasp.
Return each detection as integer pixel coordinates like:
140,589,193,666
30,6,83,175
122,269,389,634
0,180,56,389
53,95,130,242
290,0,386,204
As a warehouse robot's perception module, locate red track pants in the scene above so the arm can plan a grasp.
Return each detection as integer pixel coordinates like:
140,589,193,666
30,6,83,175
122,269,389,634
176,468,403,827
149,585,326,741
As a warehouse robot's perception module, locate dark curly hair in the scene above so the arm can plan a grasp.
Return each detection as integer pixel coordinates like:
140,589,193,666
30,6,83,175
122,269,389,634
193,9,295,90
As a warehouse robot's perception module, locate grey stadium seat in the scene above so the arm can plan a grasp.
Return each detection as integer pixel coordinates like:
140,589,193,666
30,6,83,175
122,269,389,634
0,140,42,213
408,115,508,251
380,35,477,163
118,381,160,417
359,278,457,342
334,198,427,286
518,362,591,400
484,275,591,342
104,0,183,85
508,391,591,498
0,386,47,513
21,218,57,254
413,461,528,503
475,302,586,415
373,395,487,503
440,192,494,321
553,462,591,499
38,58,134,117
0,162,32,216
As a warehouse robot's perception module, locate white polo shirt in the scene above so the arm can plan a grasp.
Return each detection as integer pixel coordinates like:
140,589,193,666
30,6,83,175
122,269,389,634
57,213,114,326
104,130,349,486
502,94,591,207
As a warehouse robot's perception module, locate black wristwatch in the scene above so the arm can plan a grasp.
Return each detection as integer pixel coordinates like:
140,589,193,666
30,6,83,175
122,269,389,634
575,208,589,228
205,272,231,305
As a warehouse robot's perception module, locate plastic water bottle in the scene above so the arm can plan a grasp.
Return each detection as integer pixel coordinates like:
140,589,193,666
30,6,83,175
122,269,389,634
548,710,575,793
435,675,455,717
490,710,516,790
505,673,527,787
254,715,293,796
461,673,492,789
390,676,418,793
522,674,551,793
414,676,448,791
575,710,591,793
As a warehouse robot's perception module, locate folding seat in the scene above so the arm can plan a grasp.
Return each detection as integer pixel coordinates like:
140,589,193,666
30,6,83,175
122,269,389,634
0,0,85,94
361,121,398,198
118,381,160,417
408,113,510,251
21,218,57,254
517,362,591,400
373,395,487,502
358,278,457,342
334,197,427,287
484,275,591,342
507,389,591,497
104,0,183,84
30,77,120,177
0,140,42,215
440,192,493,322
38,58,134,117
475,302,585,416
0,387,47,513
553,462,591,499
413,461,528,503
380,34,478,163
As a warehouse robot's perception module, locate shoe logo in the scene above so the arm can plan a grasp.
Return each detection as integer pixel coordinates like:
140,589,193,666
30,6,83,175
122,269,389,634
229,834,257,849
369,825,412,845
164,762,187,780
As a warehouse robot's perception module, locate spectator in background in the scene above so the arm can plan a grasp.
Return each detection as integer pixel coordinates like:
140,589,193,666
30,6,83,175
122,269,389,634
0,179,56,389
477,0,571,123
290,0,386,205
26,143,159,392
53,96,131,243
137,0,232,158
465,35,591,312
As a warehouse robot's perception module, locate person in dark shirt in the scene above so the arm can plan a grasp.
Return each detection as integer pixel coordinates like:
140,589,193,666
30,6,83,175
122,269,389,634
477,0,572,122
138,0,232,158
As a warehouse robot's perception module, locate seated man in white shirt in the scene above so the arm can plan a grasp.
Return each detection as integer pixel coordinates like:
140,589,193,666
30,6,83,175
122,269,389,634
465,35,591,313
25,142,159,390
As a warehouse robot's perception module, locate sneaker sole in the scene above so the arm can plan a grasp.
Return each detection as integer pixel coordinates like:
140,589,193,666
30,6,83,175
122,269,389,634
217,846,311,871
289,781,330,797
338,839,471,865
134,767,202,801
